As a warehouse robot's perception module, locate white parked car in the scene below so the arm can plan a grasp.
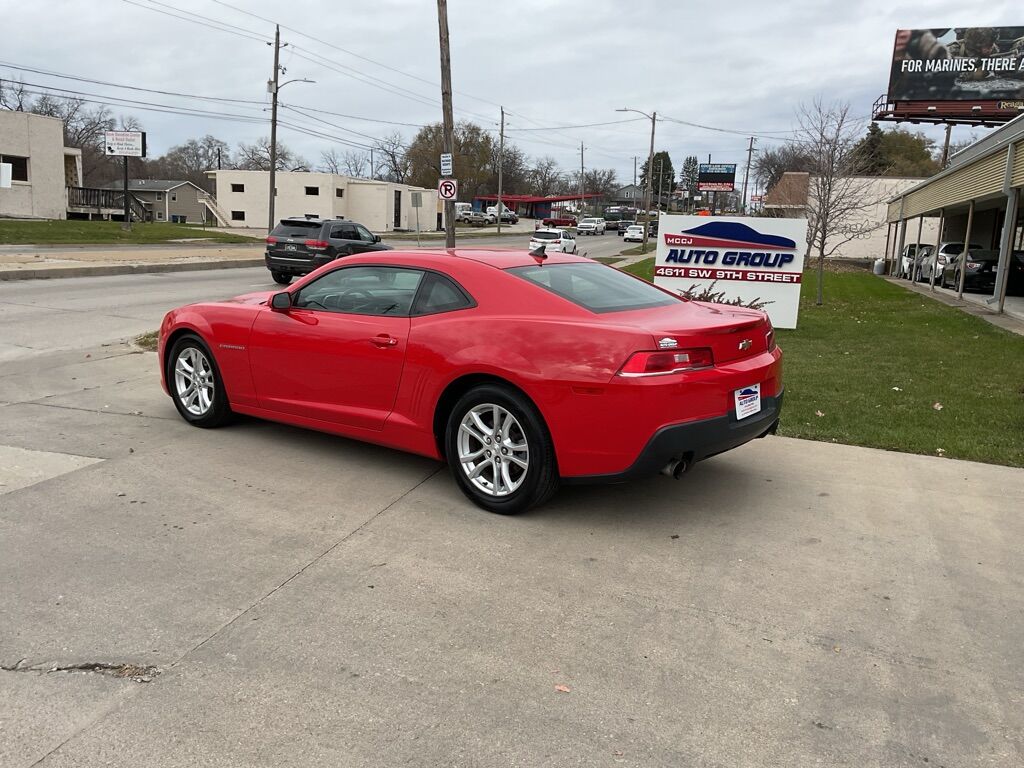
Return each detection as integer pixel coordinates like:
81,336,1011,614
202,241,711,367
576,217,606,235
528,228,577,254
622,225,645,243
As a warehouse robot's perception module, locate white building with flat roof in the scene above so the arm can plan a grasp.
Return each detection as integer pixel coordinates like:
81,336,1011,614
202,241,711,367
205,169,440,232
0,111,82,219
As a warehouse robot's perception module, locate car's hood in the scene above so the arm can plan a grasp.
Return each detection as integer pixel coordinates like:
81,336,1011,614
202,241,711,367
225,291,275,306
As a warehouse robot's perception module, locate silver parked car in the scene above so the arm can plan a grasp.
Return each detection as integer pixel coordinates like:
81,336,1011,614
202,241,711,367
917,242,982,283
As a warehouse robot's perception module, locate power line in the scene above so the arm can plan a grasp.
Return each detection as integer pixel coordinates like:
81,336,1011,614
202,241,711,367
0,61,265,106
505,117,646,132
120,0,269,43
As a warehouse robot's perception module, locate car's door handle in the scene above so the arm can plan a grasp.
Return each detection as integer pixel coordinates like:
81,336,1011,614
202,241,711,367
370,334,399,348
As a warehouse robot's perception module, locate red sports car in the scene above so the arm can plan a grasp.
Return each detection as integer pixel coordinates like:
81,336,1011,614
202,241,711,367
158,249,782,514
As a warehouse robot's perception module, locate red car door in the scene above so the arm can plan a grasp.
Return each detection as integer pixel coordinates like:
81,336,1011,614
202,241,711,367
248,266,423,430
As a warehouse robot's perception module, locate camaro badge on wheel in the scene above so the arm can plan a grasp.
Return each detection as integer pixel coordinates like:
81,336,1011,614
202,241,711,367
738,339,753,351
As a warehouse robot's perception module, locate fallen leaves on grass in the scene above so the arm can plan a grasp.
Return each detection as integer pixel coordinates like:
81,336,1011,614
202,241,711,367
554,684,571,693
815,410,825,417
932,402,944,411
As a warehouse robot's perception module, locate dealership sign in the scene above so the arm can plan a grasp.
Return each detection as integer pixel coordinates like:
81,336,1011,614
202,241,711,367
697,163,736,192
653,215,807,328
889,27,1024,102
103,130,147,157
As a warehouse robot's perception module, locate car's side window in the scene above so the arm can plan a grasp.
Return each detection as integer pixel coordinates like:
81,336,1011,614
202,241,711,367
294,267,424,316
411,272,474,315
355,225,375,242
329,225,348,239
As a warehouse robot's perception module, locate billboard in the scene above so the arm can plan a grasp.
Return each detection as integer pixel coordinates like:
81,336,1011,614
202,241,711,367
653,215,807,328
889,27,1024,101
697,164,736,192
103,131,147,157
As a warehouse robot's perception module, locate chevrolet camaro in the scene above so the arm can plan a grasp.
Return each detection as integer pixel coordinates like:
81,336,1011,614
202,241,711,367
158,249,783,514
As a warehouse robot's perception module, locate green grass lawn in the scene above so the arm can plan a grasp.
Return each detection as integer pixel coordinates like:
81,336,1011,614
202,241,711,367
0,220,255,245
620,258,1024,467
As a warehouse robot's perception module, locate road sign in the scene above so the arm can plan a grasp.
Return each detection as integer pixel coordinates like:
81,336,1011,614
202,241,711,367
411,191,423,208
440,153,453,176
438,178,458,201
103,131,147,157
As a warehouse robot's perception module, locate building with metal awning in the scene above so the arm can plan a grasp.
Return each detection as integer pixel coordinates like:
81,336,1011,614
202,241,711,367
884,114,1024,320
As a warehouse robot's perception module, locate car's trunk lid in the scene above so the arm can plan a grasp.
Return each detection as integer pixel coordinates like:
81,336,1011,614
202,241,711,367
613,300,771,365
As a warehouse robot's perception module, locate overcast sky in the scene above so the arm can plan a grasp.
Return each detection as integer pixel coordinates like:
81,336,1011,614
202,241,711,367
1,0,1018,188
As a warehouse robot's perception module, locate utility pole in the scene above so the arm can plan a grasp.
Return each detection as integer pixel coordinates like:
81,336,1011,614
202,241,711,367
741,136,756,215
496,106,505,234
370,147,375,179
655,158,663,211
940,124,953,167
579,141,585,218
436,0,456,248
267,24,282,234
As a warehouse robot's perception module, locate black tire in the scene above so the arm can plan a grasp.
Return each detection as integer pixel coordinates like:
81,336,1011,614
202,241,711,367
166,334,233,428
444,384,559,515
271,271,292,285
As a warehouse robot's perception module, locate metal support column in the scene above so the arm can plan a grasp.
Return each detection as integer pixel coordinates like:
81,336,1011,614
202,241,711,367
956,201,976,299
929,209,945,292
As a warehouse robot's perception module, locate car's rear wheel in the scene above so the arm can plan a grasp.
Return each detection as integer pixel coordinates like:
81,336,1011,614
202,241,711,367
445,385,559,514
167,335,232,428
271,271,292,285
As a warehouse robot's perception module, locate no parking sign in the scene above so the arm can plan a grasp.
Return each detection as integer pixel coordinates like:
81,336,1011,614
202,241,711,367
438,178,458,201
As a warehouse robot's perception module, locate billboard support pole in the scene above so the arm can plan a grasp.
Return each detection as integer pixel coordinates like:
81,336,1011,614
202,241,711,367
122,156,130,232
941,124,953,168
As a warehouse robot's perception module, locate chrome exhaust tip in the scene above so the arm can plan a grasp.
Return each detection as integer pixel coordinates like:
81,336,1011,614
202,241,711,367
661,458,689,479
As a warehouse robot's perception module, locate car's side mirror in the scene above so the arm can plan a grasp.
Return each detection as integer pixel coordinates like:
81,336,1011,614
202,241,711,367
374,234,382,243
270,292,292,311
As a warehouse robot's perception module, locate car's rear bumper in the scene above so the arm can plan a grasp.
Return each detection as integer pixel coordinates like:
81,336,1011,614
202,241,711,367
265,252,331,275
563,391,783,484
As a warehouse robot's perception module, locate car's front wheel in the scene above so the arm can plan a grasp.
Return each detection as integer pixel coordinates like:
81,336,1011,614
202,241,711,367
167,335,232,428
444,384,559,514
271,271,292,285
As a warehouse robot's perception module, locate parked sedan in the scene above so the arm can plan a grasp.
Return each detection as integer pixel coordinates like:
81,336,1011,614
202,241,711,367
939,249,1000,292
159,250,782,514
898,243,929,279
528,228,577,254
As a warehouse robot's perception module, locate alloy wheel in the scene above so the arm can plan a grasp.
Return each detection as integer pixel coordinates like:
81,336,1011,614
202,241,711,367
174,347,215,416
457,403,529,497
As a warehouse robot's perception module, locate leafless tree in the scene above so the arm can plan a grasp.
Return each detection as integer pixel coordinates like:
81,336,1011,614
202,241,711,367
372,132,410,183
0,78,31,111
320,148,369,178
529,156,563,197
235,137,307,171
795,98,880,305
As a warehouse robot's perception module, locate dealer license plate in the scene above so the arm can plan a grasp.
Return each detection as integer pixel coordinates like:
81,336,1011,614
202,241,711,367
284,244,297,251
734,384,762,420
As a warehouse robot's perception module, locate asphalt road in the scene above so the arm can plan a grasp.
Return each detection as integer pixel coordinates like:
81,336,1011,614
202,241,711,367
1,269,1021,767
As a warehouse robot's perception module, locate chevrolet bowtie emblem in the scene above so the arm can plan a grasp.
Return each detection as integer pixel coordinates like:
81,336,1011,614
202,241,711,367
738,339,752,351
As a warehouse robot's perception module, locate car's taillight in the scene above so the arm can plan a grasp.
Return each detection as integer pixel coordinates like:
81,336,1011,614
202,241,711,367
265,236,277,245
966,261,981,270
617,348,714,377
552,239,561,244
305,239,328,251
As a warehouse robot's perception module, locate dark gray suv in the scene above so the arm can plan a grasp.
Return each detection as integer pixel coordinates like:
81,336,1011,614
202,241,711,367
265,217,392,284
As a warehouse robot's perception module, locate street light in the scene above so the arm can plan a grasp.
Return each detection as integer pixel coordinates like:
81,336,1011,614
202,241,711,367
617,108,656,251
267,76,315,232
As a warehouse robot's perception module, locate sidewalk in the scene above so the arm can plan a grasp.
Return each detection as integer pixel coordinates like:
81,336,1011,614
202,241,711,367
0,243,265,280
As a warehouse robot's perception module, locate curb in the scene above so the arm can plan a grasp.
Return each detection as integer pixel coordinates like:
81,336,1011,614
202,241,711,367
0,258,266,281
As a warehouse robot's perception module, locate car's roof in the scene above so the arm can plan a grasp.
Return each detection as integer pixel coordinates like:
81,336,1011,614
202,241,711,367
531,228,565,235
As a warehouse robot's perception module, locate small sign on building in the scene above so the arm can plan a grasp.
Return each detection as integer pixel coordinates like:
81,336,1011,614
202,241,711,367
103,131,147,157
0,162,11,189
440,153,453,176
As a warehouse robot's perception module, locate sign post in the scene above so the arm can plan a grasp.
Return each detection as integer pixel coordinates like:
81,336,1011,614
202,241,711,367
103,130,147,231
411,191,423,247
653,215,807,328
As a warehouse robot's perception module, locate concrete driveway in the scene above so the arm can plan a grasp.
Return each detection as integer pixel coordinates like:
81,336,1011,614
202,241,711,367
1,272,1022,767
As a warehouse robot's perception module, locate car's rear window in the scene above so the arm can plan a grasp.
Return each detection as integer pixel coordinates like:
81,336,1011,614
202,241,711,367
271,220,322,238
531,231,561,240
508,262,678,314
